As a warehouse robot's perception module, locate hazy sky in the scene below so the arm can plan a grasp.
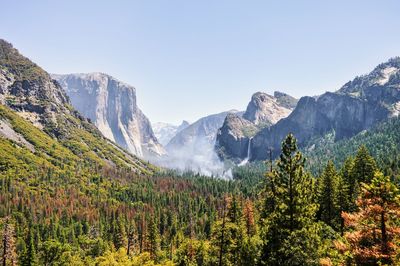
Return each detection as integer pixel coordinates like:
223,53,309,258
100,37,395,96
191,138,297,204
1,1,400,124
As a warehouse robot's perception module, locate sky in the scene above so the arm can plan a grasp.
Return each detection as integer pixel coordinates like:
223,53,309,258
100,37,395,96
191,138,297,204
1,1,400,124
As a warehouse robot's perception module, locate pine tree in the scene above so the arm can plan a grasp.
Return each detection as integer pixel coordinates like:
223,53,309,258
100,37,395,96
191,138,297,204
113,219,127,250
342,171,400,265
147,217,160,261
260,133,320,265
210,196,245,266
340,156,358,212
21,227,38,266
352,145,377,184
317,161,339,230
336,174,350,236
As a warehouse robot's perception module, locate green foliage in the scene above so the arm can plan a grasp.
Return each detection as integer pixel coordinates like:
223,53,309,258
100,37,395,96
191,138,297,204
317,161,340,230
0,40,48,81
352,145,377,184
0,100,399,266
305,116,400,176
260,133,320,265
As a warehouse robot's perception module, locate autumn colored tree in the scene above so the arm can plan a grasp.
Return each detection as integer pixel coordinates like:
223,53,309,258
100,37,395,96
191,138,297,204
1,218,17,266
342,171,400,265
243,199,256,237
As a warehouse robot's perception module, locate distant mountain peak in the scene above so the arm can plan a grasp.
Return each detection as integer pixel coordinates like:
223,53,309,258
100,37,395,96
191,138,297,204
339,57,400,95
242,91,296,125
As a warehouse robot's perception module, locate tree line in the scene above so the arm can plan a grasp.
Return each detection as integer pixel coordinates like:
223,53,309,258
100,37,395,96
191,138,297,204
1,134,400,265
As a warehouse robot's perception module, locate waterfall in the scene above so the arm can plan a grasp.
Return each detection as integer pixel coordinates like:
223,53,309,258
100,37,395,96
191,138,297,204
238,137,252,166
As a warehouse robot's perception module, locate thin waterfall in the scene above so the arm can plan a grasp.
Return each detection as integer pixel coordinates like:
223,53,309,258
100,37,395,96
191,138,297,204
238,137,252,166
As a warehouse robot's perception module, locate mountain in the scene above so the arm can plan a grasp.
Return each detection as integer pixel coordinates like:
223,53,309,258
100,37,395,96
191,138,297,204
216,91,297,161
154,111,239,176
166,111,236,151
0,39,155,174
152,120,189,146
245,57,400,161
52,73,165,158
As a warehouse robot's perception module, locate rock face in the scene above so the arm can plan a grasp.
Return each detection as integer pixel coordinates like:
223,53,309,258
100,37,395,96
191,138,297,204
53,73,165,158
248,57,400,161
152,120,189,146
216,91,297,161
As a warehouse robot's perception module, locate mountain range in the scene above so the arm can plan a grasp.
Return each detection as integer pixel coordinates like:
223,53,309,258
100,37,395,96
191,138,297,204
216,58,400,162
2,37,399,175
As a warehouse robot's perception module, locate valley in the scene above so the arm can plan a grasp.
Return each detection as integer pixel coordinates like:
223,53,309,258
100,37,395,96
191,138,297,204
0,36,399,266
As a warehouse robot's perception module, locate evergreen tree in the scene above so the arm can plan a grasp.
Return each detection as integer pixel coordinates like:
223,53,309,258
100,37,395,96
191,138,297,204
113,219,127,250
336,174,350,235
339,156,358,212
317,161,340,230
352,145,377,184
260,133,320,265
147,217,160,261
21,228,38,266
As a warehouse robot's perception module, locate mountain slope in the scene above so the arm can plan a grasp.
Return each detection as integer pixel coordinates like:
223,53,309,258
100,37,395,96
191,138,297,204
52,73,165,158
304,115,400,175
0,39,155,174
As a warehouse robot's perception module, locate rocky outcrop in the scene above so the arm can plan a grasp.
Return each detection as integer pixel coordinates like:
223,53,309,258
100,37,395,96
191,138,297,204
152,120,189,146
53,73,165,158
216,113,257,160
0,39,74,132
216,91,297,162
249,57,400,161
243,92,294,126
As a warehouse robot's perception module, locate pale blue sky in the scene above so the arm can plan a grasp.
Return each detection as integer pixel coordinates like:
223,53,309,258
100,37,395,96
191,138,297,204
1,0,400,124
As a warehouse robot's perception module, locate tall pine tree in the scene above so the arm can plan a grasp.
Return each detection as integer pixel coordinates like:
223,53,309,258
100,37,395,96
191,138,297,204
260,133,320,265
317,161,340,230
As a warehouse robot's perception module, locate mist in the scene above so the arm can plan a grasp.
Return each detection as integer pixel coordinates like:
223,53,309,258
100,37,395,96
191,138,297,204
149,137,232,179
